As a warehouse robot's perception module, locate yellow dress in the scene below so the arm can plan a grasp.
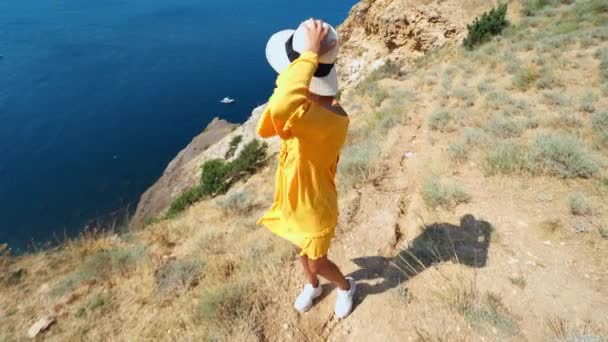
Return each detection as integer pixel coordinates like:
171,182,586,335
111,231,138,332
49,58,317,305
256,51,349,260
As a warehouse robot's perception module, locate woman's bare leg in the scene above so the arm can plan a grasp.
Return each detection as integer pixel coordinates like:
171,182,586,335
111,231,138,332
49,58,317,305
296,247,319,287
308,256,349,290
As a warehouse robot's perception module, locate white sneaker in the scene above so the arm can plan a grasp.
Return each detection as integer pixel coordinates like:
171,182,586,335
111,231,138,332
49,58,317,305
335,277,356,319
294,282,323,313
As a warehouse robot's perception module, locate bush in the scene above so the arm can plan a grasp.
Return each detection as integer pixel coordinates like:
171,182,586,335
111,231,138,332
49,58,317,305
513,66,540,90
232,140,268,175
542,91,571,107
463,127,489,145
568,193,593,216
579,92,597,113
591,111,608,143
154,258,203,295
198,282,253,322
448,142,470,163
484,142,526,175
485,118,524,138
224,135,243,159
166,186,205,218
167,139,268,218
485,91,513,110
428,110,454,131
52,246,144,296
522,0,556,16
422,178,472,210
369,84,389,106
463,4,509,50
217,191,258,216
338,140,380,188
537,65,558,89
553,112,582,128
594,48,608,81
366,59,404,82
528,134,598,178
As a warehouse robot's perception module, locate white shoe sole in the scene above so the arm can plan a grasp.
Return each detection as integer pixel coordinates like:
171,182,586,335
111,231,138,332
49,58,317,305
335,279,356,319
295,288,323,313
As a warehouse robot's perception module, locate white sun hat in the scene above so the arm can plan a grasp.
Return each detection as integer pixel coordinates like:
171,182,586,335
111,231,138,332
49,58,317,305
265,21,340,96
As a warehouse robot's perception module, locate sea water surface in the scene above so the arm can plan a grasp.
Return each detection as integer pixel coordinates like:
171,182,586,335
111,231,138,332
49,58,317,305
0,0,358,251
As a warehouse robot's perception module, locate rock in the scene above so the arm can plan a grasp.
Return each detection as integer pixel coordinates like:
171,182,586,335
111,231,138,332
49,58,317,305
27,316,56,339
130,117,239,227
336,0,494,89
575,222,587,233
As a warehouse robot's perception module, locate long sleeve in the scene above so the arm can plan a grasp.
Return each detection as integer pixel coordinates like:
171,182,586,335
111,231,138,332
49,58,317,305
256,51,319,139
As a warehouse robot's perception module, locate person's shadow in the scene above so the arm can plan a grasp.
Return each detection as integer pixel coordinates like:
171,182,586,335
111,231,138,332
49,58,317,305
345,214,492,306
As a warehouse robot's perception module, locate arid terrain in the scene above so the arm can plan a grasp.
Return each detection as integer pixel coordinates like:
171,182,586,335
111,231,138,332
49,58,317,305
1,0,607,341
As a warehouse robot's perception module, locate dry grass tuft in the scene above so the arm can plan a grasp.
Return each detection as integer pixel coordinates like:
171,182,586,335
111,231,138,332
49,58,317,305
568,193,594,216
422,178,472,210
528,133,598,178
439,274,520,337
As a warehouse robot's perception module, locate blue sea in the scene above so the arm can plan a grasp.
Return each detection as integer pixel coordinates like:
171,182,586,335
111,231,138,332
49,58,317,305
0,0,358,251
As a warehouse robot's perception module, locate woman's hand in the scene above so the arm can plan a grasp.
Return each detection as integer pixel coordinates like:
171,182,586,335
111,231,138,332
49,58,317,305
301,18,336,56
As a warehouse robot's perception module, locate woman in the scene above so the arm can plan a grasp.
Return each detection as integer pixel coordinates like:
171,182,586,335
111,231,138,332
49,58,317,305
256,18,355,319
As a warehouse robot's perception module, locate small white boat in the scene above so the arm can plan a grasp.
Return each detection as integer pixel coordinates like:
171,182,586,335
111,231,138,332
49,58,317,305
220,97,235,104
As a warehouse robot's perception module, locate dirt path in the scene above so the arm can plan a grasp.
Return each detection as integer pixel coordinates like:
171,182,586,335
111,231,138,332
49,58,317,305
259,95,434,341
259,84,608,341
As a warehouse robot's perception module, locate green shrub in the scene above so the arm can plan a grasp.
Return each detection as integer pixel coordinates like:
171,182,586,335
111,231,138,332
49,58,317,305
448,142,470,163
537,65,559,89
52,246,144,296
89,295,106,311
231,139,268,177
485,91,513,110
522,0,557,16
591,111,608,143
166,186,205,218
428,110,454,131
463,4,509,50
542,91,571,107
366,59,404,82
167,139,267,218
155,258,203,294
553,112,582,128
369,84,389,106
463,127,488,146
595,48,608,81
198,282,252,322
579,92,598,113
224,135,243,159
513,66,540,90
217,191,258,216
477,79,492,94
338,140,380,188
485,118,524,138
200,159,232,196
422,178,472,210
484,142,526,175
568,193,593,216
528,134,598,178
143,216,161,227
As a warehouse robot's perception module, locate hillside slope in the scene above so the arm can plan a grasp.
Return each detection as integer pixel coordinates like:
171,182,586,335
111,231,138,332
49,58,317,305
2,0,608,341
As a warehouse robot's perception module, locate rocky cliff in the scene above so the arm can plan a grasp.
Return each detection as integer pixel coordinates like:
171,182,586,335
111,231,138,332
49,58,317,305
131,108,281,228
337,0,504,87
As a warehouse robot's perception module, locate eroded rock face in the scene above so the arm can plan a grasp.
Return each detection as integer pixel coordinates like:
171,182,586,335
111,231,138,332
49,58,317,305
336,0,492,88
131,107,280,228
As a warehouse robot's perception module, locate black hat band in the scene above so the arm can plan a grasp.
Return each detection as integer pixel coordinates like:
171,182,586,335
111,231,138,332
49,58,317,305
285,34,335,78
